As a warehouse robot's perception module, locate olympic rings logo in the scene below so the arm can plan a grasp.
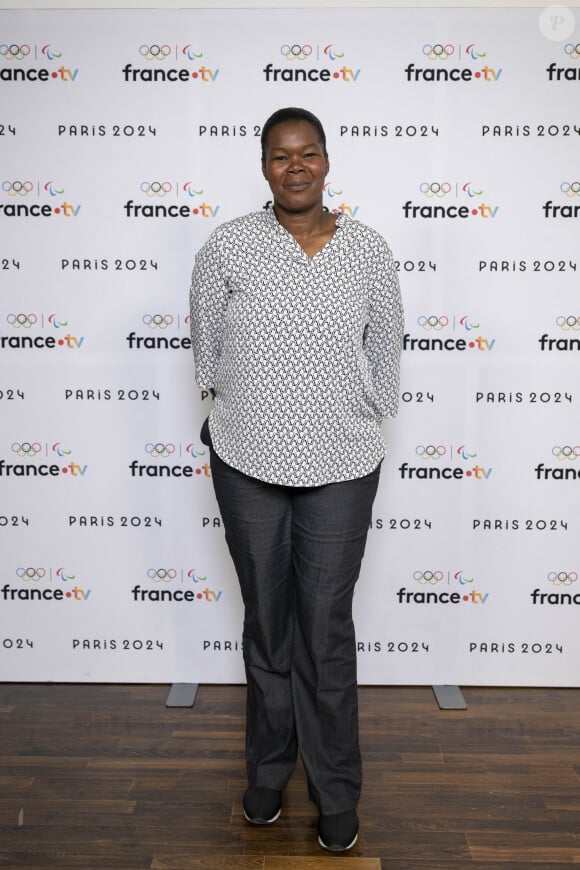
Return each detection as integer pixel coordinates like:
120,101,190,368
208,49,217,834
145,442,175,458
420,182,451,198
422,43,454,61
147,568,177,581
2,181,33,197
413,570,444,585
280,43,312,61
7,313,37,329
143,314,174,329
16,567,46,581
548,571,578,586
139,44,171,61
556,315,580,331
0,43,31,61
417,315,448,331
416,445,446,460
141,181,172,197
560,181,580,197
552,445,580,460
11,442,42,457
564,43,580,60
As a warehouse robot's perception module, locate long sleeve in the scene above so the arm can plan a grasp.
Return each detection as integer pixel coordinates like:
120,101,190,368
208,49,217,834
189,230,230,390
363,241,404,420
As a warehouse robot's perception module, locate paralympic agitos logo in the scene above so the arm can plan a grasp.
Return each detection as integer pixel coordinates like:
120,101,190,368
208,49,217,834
404,41,502,83
124,181,219,219
0,42,79,82
263,42,360,83
403,181,499,220
122,44,219,83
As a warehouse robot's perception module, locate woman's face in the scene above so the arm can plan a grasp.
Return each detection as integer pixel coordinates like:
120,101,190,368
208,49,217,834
262,120,329,215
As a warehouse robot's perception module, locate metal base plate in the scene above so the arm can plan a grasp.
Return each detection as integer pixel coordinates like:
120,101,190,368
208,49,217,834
432,685,467,710
166,683,198,708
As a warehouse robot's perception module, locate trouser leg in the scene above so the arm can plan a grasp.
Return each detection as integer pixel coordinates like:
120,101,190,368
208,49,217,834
290,464,381,814
209,449,297,789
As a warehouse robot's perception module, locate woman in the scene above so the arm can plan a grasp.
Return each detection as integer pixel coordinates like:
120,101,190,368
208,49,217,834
190,107,403,852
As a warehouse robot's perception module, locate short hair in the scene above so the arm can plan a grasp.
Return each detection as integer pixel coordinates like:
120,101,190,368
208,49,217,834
261,107,327,161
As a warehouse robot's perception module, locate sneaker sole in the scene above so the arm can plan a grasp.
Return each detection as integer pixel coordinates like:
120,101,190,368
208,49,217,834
243,807,281,825
318,832,358,852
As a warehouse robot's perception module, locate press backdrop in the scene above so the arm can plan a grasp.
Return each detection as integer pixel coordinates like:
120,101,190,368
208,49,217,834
1,6,579,684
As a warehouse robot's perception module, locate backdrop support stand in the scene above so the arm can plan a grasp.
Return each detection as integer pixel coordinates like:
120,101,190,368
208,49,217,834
432,685,467,710
166,683,198,708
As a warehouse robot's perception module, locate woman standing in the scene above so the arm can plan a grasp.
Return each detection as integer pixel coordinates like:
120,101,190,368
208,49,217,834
190,107,403,852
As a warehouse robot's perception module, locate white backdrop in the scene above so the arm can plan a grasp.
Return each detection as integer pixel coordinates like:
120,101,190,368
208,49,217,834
1,6,579,685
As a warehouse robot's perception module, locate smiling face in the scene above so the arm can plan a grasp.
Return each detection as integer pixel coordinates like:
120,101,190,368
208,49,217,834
261,120,329,216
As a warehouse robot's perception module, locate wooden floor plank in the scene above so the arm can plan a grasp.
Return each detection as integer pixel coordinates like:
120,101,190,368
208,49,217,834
1,684,580,867
266,858,381,868
468,831,580,863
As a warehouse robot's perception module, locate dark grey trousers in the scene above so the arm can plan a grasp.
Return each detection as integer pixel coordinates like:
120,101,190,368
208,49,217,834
209,447,381,815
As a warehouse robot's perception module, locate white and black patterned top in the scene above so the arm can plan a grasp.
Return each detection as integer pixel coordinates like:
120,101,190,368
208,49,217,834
190,208,403,487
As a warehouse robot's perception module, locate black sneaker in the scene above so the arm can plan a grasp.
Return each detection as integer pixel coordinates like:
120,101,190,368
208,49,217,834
318,809,359,851
243,787,282,824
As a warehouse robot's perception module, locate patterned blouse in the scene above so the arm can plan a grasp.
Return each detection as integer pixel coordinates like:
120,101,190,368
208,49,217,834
190,208,403,487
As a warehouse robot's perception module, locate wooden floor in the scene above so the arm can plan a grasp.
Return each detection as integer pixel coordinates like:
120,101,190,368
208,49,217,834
1,684,580,869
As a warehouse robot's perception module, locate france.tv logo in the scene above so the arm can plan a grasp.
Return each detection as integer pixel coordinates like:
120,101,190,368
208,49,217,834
264,41,360,83
403,181,499,220
399,444,492,480
405,41,501,82
404,314,495,352
1,180,81,218
0,42,78,82
1,313,85,351
124,181,219,219
122,44,218,82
